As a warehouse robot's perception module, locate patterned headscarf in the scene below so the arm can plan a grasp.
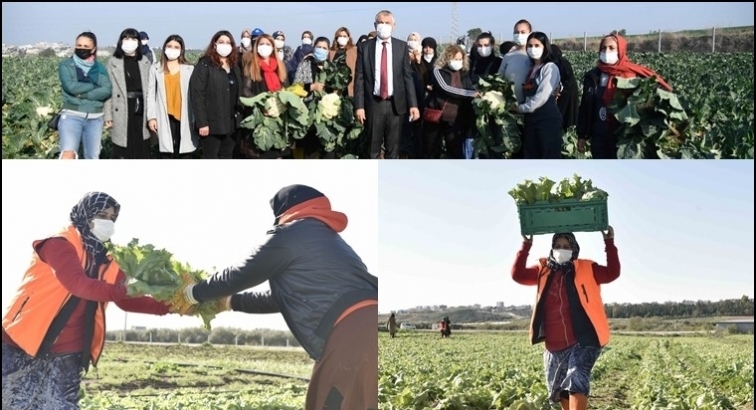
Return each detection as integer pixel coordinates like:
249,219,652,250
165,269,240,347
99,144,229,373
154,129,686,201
69,192,120,258
547,232,580,271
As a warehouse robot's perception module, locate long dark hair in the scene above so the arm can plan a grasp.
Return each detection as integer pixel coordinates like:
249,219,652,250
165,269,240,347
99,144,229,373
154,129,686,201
160,34,190,71
113,28,143,60
527,32,557,65
203,30,237,68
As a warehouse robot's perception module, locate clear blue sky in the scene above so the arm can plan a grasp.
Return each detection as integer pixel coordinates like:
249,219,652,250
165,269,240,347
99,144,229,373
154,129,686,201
378,161,755,314
2,2,753,49
1,161,379,331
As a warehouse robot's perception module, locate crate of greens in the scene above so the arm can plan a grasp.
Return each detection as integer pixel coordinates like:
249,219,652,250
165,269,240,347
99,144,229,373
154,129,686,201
106,238,218,330
509,174,609,236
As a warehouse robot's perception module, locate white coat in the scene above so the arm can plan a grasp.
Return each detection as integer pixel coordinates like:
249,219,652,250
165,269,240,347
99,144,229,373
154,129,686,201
145,63,199,154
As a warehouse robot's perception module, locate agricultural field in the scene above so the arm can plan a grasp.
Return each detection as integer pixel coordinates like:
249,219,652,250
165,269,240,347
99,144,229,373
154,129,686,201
378,332,754,410
78,341,312,410
2,52,753,159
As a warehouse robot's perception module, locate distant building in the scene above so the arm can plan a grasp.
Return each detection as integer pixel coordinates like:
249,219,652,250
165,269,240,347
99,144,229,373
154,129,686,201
496,301,504,308
715,317,754,333
131,326,147,331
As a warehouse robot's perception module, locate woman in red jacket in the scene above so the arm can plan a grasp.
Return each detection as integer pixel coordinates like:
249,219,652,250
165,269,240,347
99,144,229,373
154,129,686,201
2,192,172,410
511,227,619,410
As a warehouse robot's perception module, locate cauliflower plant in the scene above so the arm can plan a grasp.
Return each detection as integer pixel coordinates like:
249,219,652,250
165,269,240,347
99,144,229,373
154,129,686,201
264,97,287,118
319,93,342,120
481,91,505,112
36,106,54,117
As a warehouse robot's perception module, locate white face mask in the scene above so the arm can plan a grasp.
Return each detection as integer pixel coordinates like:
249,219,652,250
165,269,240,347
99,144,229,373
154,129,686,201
552,249,573,264
241,37,252,48
600,51,619,65
302,38,312,46
514,33,530,47
477,46,492,57
141,40,149,46
337,37,349,47
407,40,420,49
448,60,463,71
527,46,543,60
274,40,285,49
257,44,273,58
423,53,434,63
91,219,115,242
164,48,181,61
376,23,393,40
121,39,139,54
216,43,233,57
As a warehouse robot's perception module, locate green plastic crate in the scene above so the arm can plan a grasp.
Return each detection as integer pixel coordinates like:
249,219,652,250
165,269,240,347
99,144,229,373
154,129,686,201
518,198,608,235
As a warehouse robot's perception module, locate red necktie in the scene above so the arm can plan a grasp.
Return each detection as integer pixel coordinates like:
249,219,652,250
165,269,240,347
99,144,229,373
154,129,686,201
380,41,389,100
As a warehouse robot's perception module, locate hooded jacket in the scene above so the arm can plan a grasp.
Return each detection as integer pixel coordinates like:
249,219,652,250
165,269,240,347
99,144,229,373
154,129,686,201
190,185,378,361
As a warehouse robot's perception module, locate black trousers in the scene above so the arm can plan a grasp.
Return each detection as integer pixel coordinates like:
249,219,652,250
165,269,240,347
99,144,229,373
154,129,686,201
367,98,403,159
522,101,563,159
202,131,236,159
162,116,194,159
424,120,465,159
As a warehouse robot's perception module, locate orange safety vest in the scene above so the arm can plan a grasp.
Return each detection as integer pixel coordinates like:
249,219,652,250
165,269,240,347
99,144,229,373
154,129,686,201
2,225,121,366
529,258,611,347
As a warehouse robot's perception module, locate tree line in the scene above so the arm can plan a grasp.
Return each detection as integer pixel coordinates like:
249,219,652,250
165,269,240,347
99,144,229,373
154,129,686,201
105,327,300,348
604,296,753,318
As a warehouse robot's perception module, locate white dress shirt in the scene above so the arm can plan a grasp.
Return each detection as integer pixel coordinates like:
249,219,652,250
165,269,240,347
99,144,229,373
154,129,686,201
373,37,394,98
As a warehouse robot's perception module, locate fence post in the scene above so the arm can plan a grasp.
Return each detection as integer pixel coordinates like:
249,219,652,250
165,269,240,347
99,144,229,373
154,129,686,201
658,29,662,53
712,27,716,52
235,335,239,346
583,32,587,51
549,32,552,42
286,339,290,347
149,333,152,343
178,333,181,344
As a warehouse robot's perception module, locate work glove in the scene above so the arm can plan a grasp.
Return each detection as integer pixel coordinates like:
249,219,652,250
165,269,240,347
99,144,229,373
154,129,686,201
169,273,199,316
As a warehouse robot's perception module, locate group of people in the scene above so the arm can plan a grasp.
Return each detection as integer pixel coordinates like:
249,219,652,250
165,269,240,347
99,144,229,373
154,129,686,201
2,187,378,410
55,10,672,160
384,314,451,338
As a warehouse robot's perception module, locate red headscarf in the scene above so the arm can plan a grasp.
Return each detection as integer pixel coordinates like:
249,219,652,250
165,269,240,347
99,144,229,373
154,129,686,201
260,57,282,92
597,35,672,106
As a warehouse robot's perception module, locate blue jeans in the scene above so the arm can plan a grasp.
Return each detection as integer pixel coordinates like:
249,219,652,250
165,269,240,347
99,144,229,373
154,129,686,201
58,114,104,159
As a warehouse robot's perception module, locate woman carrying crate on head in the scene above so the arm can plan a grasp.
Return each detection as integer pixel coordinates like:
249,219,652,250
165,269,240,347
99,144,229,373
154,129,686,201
511,227,619,410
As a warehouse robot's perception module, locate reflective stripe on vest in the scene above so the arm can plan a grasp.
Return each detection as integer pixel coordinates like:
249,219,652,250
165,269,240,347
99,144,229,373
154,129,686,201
1,225,120,364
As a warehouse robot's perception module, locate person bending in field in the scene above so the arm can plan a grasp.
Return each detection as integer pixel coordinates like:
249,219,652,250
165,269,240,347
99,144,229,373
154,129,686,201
2,192,173,410
171,184,378,410
440,316,451,338
511,228,620,410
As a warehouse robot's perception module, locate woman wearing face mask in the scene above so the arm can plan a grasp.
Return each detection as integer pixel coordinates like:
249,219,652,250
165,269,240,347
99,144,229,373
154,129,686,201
189,30,242,159
56,32,112,160
470,32,502,86
2,192,173,410
576,34,672,159
509,32,563,159
403,39,426,159
328,27,358,97
512,228,619,410
238,34,290,159
425,45,479,159
104,28,155,159
420,37,438,93
238,29,254,68
145,35,198,159
289,31,314,84
292,37,337,160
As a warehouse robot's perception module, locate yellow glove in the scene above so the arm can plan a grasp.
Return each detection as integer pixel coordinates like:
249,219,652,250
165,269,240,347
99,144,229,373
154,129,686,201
169,273,198,316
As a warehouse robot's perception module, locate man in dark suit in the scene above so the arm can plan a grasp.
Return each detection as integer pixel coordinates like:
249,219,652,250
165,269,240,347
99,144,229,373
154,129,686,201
354,10,420,159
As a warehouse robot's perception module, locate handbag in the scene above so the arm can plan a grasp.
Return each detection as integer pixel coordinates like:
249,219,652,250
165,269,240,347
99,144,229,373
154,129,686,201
422,101,448,124
47,111,62,131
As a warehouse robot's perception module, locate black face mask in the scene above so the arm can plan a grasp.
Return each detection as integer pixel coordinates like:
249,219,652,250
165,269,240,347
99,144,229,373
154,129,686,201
75,48,93,59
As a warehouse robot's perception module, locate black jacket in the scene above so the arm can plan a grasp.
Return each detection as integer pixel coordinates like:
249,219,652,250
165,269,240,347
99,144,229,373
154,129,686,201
429,66,477,129
576,68,602,140
189,56,243,135
192,218,377,361
469,55,502,87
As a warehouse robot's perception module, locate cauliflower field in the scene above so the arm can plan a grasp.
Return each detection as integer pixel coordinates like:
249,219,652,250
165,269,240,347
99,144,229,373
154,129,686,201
379,332,754,410
2,52,753,159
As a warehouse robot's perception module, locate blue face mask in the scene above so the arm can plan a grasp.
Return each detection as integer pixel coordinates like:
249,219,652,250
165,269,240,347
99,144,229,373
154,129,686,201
313,48,328,62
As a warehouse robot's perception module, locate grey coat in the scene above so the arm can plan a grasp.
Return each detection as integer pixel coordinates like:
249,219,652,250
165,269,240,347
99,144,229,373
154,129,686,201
103,56,154,148
191,218,378,361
